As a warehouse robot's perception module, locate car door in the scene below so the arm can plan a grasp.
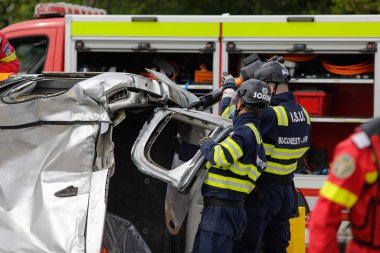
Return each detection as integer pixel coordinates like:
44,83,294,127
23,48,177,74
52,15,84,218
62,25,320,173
131,107,232,235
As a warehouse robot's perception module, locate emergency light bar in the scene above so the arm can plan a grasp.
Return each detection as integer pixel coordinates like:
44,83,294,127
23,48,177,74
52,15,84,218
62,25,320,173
34,2,107,18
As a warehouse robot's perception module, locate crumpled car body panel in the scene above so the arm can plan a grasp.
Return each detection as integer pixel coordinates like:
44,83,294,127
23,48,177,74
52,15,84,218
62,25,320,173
0,125,99,253
0,71,197,253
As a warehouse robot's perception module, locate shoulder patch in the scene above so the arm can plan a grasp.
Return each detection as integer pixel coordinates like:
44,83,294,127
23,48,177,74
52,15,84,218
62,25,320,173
331,153,355,179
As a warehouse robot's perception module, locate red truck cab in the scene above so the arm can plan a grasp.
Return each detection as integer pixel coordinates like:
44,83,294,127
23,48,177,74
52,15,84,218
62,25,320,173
1,3,106,74
2,17,65,73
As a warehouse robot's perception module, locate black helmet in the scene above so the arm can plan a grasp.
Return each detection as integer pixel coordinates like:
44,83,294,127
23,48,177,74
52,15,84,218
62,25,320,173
236,79,271,108
254,61,290,84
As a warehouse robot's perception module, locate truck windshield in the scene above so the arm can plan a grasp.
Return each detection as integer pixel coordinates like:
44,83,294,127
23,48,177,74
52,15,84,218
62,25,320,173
9,36,48,74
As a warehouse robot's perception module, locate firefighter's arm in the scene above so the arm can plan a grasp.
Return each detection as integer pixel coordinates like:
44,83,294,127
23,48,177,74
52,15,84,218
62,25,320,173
220,90,234,117
200,129,244,168
220,73,237,117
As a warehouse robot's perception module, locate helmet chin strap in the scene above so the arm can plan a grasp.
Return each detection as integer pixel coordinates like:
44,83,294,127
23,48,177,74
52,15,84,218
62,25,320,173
234,100,245,116
272,83,279,96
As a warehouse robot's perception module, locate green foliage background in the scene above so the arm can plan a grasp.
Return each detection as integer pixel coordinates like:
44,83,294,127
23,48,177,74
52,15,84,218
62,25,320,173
1,0,380,28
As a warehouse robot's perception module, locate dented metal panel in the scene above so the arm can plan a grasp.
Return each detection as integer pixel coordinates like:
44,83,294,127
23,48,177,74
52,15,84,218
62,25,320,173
0,71,194,252
0,119,105,253
0,75,111,252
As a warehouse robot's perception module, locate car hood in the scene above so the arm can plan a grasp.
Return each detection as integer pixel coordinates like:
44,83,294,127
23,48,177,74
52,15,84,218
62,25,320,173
0,71,198,126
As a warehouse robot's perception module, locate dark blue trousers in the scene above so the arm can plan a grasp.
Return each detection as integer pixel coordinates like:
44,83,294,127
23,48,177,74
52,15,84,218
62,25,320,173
192,205,246,253
236,185,295,253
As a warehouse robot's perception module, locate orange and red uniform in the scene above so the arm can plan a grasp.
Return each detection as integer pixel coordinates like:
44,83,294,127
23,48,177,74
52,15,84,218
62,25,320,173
309,118,380,253
0,32,19,73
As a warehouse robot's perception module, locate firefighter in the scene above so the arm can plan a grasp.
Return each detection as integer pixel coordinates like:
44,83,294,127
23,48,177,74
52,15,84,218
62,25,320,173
0,32,19,74
309,118,380,253
235,61,311,253
192,79,270,253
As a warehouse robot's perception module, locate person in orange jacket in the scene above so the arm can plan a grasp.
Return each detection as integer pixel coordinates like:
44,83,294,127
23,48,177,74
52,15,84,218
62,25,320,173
0,32,19,74
308,118,380,253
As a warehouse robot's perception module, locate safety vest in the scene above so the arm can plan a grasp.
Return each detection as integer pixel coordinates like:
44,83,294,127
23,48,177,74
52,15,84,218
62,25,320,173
0,36,17,63
204,123,266,194
0,33,20,74
350,119,380,249
263,104,311,175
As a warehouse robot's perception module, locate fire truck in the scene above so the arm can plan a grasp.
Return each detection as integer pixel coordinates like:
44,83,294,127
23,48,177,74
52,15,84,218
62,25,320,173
2,2,380,252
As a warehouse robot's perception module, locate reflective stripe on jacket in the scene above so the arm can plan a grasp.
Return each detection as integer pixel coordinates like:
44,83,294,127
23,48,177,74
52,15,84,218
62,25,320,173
201,113,266,200
260,92,311,177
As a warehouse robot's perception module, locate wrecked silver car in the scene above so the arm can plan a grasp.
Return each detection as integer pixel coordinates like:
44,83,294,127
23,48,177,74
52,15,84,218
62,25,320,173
0,70,232,253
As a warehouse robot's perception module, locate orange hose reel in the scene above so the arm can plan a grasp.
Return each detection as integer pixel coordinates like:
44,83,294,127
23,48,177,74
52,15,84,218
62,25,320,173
321,58,374,76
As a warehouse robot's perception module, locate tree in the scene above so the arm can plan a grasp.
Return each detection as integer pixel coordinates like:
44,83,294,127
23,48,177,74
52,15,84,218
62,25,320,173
332,0,380,14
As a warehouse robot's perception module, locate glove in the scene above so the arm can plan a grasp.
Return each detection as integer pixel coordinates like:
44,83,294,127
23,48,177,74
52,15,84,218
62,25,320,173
198,136,212,146
266,55,284,63
221,73,237,91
